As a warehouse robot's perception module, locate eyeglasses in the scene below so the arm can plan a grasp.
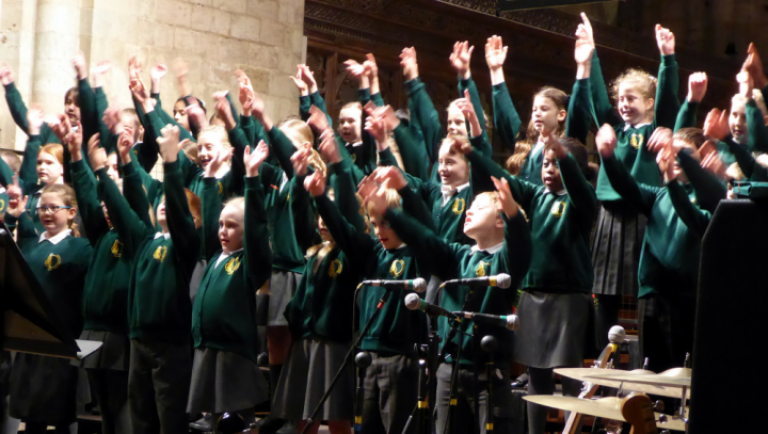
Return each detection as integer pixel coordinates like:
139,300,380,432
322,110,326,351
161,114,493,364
36,206,72,215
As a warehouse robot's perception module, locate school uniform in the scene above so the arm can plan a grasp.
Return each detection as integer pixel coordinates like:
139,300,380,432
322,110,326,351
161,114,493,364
71,160,135,434
9,219,92,429
186,176,271,414
386,203,532,434
602,150,724,373
100,159,199,434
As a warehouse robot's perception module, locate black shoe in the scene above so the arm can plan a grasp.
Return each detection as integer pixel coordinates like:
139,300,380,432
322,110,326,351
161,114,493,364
511,372,529,389
189,414,213,432
254,416,287,434
276,420,298,434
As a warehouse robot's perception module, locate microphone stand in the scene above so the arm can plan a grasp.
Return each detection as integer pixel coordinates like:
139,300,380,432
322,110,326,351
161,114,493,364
480,336,498,434
300,284,395,434
354,351,372,433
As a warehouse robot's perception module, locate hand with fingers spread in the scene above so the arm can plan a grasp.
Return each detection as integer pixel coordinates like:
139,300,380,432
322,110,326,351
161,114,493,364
91,61,112,88
399,47,419,81
363,185,389,215
491,175,518,218
157,124,182,163
72,50,88,80
317,130,341,164
88,133,107,172
174,58,191,97
655,24,675,56
744,43,768,90
291,147,312,177
27,106,45,136
307,105,331,134
454,89,481,137
688,72,708,103
304,169,326,197
299,64,318,94
646,127,674,154
245,140,270,178
356,175,377,199
450,41,474,79
703,108,730,141
49,113,72,143
372,166,407,191
235,70,256,115
289,65,309,96
151,63,168,94
485,35,508,85
0,63,14,86
596,124,619,158
344,59,369,85
203,144,232,178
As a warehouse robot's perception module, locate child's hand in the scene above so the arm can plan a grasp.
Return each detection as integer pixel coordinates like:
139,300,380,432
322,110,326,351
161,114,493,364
212,90,234,130
245,140,269,177
372,166,407,191
65,122,84,159
364,53,379,80
491,175,518,218
738,69,754,99
6,190,28,219
656,144,676,183
595,123,618,158
399,47,419,81
579,13,595,50
88,133,107,172
450,41,474,79
744,43,768,90
289,65,309,96
128,56,143,79
344,59,367,81
130,77,150,105
27,105,44,136
701,147,726,180
204,144,232,178
304,170,326,197
485,35,508,70
102,106,122,135
646,127,673,154
574,23,595,65
290,147,311,176
356,175,377,199
307,105,331,133
449,137,473,155
72,50,87,80
118,129,133,163
174,58,191,97
299,64,318,94
91,61,112,87
49,113,71,143
364,114,388,148
7,175,22,201
655,24,675,56
703,108,730,140
363,185,388,214
151,63,167,83
454,89,477,120
374,105,401,132
318,130,341,164
687,72,708,103
0,63,14,86
157,124,181,163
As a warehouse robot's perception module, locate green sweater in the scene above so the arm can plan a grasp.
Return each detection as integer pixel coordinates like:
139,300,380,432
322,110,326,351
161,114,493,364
492,82,522,154
590,53,680,202
386,209,531,366
468,150,597,293
314,193,428,356
16,214,92,338
258,162,304,273
717,99,768,168
3,82,60,145
192,177,271,362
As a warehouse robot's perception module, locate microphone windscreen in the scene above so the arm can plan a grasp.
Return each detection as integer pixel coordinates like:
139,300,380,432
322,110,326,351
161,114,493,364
608,325,626,344
496,273,512,289
412,278,428,293
404,293,422,310
506,314,519,331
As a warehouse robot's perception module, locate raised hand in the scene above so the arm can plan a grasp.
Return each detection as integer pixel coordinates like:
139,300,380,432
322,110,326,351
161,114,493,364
575,21,595,65
235,70,256,114
744,43,768,90
646,127,673,154
372,166,407,191
204,143,233,178
491,175,518,218
700,141,726,179
655,24,675,56
703,108,730,141
596,123,618,158
88,132,107,171
27,105,44,136
579,13,595,50
102,106,123,135
72,50,87,80
289,65,309,96
49,113,72,143
174,58,191,97
485,35,508,70
91,60,112,88
290,147,311,176
6,187,28,218
304,169,326,197
356,175,377,199
244,140,269,178
737,69,754,98
128,56,143,80
212,90,234,130
365,53,379,90
0,63,14,86
399,47,419,81
656,143,676,183
117,128,133,163
364,113,388,148
307,105,331,133
450,41,474,79
151,63,168,83
64,122,84,160
299,64,318,94
317,130,341,164
130,76,149,104
688,72,708,103
344,59,367,82
157,124,182,163
454,89,481,137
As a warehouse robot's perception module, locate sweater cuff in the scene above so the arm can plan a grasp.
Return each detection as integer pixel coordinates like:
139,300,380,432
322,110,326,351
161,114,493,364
661,54,676,66
163,160,180,173
71,159,86,173
3,82,15,93
492,82,508,93
404,77,423,95
121,160,137,176
245,176,260,189
94,167,109,180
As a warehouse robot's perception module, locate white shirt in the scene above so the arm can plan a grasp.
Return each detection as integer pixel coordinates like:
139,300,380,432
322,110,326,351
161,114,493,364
531,139,545,157
39,229,71,245
347,141,364,148
543,188,567,196
441,182,471,207
154,232,171,240
624,123,651,132
0,186,6,195
470,241,504,256
215,248,243,268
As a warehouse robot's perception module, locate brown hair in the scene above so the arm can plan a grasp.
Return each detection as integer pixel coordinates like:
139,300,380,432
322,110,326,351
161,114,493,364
439,134,470,160
340,101,362,113
41,184,80,237
39,143,65,165
185,188,202,228
673,128,706,149
610,69,657,102
506,87,568,173
0,150,22,173
64,87,79,106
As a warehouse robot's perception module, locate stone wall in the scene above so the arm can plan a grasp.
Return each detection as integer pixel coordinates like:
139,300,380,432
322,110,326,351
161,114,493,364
0,0,306,149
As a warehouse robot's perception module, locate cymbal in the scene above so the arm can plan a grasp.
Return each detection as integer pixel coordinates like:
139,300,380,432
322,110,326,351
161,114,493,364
586,368,691,389
555,368,690,399
523,396,686,432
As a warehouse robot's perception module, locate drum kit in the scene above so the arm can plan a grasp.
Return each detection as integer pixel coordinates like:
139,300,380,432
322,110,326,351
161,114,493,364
524,366,691,433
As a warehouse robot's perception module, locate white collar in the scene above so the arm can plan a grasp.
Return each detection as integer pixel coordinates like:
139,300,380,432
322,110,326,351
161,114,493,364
543,188,567,196
441,182,471,196
0,186,6,194
39,229,71,245
470,241,504,255
348,141,363,148
215,248,243,267
154,232,171,240
624,122,651,132
201,165,230,180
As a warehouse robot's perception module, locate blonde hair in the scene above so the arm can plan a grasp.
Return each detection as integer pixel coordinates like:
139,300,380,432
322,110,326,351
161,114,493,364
611,68,657,102
447,99,492,131
280,118,327,177
306,189,370,272
41,184,79,237
439,134,470,160
366,188,401,217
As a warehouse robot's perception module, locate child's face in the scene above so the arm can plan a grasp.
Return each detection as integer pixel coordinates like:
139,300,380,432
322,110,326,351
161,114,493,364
197,134,225,170
64,93,80,124
730,96,748,144
541,149,564,192
219,203,244,253
38,192,75,236
531,96,565,135
447,103,468,136
670,139,701,183
157,199,167,228
120,112,140,142
338,107,362,144
618,82,653,125
463,194,501,239
317,216,333,243
370,211,402,250
174,100,191,131
37,152,63,185
107,153,120,181
438,143,469,188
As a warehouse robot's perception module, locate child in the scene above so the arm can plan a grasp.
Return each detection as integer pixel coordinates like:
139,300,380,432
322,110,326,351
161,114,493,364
372,165,532,434
99,124,201,434
308,163,428,434
186,142,272,431
5,183,92,434
581,15,681,345
596,124,725,374
0,150,19,216
463,134,597,434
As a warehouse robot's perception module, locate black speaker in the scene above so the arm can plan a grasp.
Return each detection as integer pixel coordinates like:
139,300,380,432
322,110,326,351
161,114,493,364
689,199,768,433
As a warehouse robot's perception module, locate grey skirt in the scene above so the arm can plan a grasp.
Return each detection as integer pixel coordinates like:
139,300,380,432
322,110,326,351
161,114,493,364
186,348,270,414
271,338,354,422
77,329,130,371
9,352,79,424
591,202,647,296
268,270,302,326
514,291,592,369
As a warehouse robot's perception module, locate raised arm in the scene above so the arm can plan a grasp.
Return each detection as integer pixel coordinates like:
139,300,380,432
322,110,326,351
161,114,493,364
666,179,711,238
493,176,532,288
401,47,444,163
465,146,538,211
674,73,707,132
70,139,108,246
243,142,273,290
486,35,521,154
385,207,458,281
317,134,367,233
654,25,681,129
555,144,598,225
567,28,595,145
580,14,622,128
452,41,490,145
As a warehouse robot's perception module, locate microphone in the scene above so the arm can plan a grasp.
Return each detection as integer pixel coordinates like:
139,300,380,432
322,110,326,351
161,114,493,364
362,278,427,293
404,293,457,320
440,273,512,289
454,311,519,331
608,325,626,345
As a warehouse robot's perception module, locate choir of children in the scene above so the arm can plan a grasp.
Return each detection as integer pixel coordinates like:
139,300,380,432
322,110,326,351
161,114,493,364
0,10,756,434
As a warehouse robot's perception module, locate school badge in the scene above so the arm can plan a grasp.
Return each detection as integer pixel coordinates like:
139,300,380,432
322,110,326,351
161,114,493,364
45,253,61,271
389,259,405,278
328,259,343,277
452,198,466,215
475,261,489,277
225,257,241,274
111,239,123,258
153,246,168,262
630,133,644,150
551,201,566,217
